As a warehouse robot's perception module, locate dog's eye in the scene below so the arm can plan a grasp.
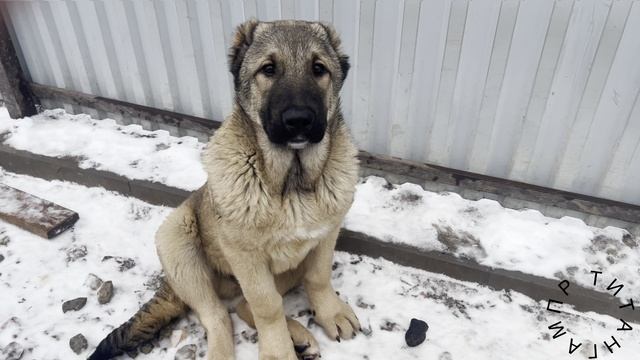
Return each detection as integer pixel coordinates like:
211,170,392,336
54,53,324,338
312,63,327,77
260,64,276,77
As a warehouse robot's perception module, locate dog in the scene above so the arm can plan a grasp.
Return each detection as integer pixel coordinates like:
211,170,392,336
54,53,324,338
88,19,360,360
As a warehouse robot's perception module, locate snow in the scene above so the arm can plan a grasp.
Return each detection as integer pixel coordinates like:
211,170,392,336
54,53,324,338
1,170,637,359
346,177,640,299
1,108,639,300
0,108,206,190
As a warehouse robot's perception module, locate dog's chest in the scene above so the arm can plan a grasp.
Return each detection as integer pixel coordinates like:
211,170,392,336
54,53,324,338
267,234,320,274
266,197,339,273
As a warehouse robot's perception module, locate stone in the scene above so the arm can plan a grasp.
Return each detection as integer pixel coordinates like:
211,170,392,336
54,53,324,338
0,254,4,263
361,324,373,337
174,344,197,360
405,318,428,347
84,273,103,290
2,342,24,360
69,334,88,354
62,297,87,313
97,281,114,304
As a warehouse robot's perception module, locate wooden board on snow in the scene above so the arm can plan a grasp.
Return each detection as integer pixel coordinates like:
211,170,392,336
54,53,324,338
0,183,79,239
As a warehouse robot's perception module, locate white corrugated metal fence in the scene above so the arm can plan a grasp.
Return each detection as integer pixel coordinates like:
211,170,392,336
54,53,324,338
2,0,640,205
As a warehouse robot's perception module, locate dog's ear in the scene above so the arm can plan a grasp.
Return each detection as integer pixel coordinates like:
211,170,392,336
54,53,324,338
229,19,259,90
319,23,350,82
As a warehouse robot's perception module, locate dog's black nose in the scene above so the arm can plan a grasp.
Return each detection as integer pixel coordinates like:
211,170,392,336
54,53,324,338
282,107,314,133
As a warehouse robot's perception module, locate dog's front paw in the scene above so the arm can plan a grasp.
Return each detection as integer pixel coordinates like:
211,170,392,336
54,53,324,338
313,293,361,341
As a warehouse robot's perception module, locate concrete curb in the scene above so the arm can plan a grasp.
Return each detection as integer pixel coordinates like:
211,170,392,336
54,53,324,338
0,144,637,323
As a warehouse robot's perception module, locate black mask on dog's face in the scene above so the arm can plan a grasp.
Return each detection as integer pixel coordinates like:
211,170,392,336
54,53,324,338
228,20,350,150
257,70,327,148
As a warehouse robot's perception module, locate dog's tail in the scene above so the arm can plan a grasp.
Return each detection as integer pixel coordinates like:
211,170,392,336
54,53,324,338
87,279,188,360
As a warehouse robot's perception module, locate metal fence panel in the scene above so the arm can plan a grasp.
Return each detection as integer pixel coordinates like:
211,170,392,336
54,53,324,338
3,0,640,205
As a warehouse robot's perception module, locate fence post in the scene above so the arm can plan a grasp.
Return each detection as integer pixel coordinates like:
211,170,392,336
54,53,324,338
0,10,37,118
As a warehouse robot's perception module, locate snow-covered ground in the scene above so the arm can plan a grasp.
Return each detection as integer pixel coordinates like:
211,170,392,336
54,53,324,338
1,108,638,300
0,108,206,190
1,170,638,360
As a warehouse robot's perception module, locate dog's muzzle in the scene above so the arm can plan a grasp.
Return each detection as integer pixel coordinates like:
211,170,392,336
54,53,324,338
282,106,315,149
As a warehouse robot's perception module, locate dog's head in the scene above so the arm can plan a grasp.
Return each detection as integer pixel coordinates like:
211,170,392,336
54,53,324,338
228,20,350,150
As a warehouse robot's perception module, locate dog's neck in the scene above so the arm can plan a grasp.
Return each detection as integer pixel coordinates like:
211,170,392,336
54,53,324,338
253,121,331,195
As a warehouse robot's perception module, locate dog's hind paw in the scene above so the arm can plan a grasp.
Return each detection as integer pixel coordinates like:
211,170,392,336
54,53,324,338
288,318,321,360
294,341,321,360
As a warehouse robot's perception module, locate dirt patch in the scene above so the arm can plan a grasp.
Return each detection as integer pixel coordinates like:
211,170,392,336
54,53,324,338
382,180,396,190
65,245,87,263
622,233,637,248
102,256,136,272
393,190,422,204
144,271,164,291
128,204,152,221
383,189,423,211
433,224,487,259
0,131,12,143
0,229,10,246
586,234,629,264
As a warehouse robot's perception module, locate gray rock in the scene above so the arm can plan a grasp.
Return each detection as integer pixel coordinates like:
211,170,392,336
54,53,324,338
174,344,197,360
2,342,24,360
0,233,10,246
0,254,4,263
62,297,87,313
139,343,154,354
84,273,103,290
97,281,114,304
69,334,88,354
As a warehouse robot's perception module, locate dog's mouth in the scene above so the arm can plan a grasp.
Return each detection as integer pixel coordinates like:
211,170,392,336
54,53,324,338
287,136,309,150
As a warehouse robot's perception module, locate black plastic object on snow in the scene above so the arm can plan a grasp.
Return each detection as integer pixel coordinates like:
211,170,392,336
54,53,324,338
405,318,429,347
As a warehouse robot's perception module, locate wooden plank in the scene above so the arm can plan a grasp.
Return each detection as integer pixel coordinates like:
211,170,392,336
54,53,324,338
0,183,79,239
0,6,37,119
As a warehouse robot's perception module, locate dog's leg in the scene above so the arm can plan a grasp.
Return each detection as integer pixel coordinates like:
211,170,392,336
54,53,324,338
156,205,234,360
236,271,320,359
302,226,361,341
224,252,298,360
